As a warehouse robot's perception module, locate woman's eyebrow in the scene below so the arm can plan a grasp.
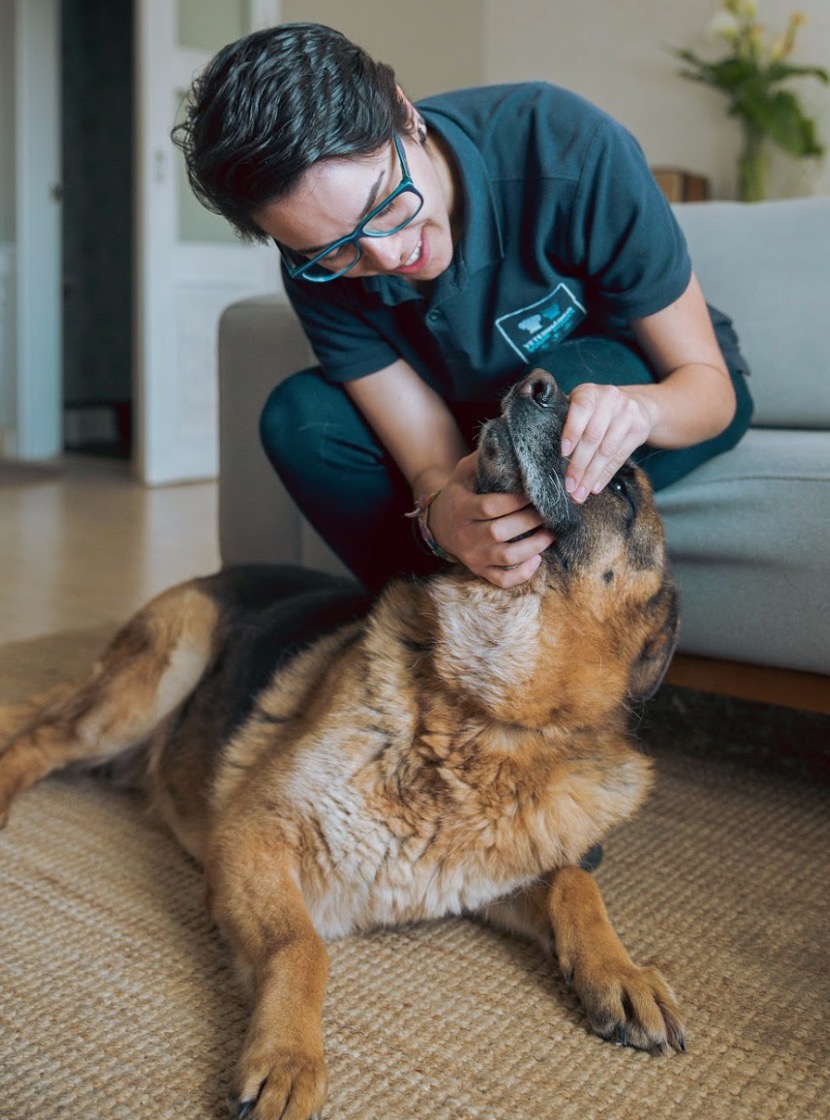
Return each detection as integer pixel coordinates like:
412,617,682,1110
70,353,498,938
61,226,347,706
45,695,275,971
358,169,388,221
296,169,387,256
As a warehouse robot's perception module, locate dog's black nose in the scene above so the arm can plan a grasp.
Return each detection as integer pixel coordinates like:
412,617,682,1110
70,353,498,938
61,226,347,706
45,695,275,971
519,370,557,409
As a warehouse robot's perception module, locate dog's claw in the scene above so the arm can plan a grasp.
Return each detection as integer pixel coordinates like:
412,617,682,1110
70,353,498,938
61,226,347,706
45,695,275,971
661,1029,686,1055
660,1003,688,1054
228,1095,324,1119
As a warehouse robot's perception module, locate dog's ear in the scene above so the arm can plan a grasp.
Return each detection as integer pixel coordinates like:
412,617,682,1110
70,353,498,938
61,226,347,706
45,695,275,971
628,585,680,701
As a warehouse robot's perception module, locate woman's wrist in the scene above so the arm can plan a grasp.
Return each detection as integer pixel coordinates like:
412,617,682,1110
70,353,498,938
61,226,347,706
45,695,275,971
623,366,734,448
405,488,458,563
410,465,452,500
619,384,661,443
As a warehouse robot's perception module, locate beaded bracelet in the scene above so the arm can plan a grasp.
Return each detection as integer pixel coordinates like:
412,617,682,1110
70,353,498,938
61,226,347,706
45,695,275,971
405,489,458,563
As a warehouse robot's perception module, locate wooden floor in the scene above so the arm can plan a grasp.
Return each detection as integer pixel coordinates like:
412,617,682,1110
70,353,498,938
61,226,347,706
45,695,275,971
0,457,220,644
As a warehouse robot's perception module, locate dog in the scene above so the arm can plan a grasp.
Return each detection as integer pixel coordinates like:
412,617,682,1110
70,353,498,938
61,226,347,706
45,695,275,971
0,368,685,1120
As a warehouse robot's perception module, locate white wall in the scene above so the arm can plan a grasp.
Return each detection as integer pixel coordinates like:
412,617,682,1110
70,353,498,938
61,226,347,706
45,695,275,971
0,0,14,242
281,0,487,99
483,0,829,200
0,0,15,447
274,0,830,199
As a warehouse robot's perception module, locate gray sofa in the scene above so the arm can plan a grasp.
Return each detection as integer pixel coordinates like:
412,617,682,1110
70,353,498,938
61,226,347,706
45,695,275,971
218,198,830,677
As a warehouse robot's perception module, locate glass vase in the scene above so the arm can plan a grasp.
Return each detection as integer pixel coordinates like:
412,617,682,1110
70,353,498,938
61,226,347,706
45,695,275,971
738,125,770,202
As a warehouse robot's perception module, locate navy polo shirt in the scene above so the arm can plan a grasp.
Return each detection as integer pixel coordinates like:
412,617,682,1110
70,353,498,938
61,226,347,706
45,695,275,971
282,82,735,403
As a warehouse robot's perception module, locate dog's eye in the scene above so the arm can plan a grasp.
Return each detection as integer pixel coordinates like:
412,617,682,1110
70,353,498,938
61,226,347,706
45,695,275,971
608,472,636,525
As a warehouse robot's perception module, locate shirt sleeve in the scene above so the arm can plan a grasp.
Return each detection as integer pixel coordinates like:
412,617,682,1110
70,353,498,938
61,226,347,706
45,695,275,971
282,266,401,382
568,118,692,321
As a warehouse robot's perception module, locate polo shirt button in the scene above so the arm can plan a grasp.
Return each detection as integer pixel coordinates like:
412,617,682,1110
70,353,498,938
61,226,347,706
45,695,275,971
427,309,440,322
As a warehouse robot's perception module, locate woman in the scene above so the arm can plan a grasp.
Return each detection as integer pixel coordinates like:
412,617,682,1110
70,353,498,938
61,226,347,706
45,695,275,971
174,22,753,593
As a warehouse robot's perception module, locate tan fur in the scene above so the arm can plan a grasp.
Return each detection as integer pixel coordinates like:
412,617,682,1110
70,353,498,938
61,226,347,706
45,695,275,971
0,371,687,1119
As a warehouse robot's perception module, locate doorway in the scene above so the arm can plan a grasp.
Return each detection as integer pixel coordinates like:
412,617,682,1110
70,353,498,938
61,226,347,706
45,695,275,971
61,0,134,460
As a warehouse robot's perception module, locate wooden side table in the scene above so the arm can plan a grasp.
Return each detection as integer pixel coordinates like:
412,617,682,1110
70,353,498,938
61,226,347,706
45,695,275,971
651,167,711,203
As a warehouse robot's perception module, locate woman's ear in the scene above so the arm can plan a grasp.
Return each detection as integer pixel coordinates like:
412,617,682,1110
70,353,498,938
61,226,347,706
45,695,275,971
396,87,427,143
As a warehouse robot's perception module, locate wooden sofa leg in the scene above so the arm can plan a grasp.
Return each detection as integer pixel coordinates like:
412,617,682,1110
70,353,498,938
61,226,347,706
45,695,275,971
665,655,830,715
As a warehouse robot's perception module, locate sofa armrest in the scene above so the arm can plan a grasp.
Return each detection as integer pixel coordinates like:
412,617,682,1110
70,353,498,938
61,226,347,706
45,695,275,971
218,297,306,566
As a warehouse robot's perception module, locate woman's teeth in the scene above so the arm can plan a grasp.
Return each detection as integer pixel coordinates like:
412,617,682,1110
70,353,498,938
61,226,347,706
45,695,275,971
404,236,422,267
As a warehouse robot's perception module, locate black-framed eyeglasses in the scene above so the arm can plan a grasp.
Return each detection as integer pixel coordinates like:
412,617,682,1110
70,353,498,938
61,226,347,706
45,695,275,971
276,134,425,283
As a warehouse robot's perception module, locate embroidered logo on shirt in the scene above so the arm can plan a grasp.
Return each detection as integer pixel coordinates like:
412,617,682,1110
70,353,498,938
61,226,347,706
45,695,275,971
495,284,586,362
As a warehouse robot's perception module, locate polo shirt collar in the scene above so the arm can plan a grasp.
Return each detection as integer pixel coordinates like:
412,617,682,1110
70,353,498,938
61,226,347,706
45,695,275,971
360,110,505,307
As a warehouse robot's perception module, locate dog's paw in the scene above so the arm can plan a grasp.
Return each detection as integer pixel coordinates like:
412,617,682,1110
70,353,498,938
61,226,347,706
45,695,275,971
229,1045,328,1120
573,961,686,1055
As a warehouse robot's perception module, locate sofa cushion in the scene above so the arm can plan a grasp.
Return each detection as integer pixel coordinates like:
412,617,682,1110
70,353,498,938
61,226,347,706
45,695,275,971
656,427,830,674
673,198,830,430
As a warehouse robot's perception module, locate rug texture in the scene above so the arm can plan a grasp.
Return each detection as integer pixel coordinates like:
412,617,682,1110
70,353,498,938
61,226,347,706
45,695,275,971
0,628,828,1120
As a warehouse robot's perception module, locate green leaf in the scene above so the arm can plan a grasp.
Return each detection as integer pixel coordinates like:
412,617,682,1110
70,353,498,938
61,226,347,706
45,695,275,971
742,89,825,157
668,37,827,161
766,61,830,86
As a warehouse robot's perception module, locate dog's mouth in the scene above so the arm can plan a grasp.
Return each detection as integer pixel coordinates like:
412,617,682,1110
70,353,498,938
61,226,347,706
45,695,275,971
476,369,575,532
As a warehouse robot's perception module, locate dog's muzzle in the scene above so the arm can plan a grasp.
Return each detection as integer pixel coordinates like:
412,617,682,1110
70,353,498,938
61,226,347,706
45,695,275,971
512,368,569,420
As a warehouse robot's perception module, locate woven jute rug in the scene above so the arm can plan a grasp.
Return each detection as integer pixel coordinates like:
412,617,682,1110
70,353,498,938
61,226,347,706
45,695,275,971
0,628,827,1120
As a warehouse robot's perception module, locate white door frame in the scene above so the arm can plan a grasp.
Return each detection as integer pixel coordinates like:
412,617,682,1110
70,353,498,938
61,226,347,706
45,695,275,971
12,0,62,460
6,0,282,471
134,0,282,486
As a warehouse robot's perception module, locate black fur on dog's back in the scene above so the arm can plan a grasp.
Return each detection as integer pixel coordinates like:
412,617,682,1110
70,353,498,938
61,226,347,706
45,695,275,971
191,565,371,742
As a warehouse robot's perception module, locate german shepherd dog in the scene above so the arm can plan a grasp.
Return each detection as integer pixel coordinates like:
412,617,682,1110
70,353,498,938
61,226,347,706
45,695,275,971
0,369,685,1119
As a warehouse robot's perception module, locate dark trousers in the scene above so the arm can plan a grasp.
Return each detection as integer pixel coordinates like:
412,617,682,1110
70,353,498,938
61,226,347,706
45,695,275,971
259,337,753,593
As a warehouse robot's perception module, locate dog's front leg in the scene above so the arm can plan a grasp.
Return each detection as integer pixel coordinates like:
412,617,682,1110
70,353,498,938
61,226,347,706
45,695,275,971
207,837,329,1120
548,866,686,1055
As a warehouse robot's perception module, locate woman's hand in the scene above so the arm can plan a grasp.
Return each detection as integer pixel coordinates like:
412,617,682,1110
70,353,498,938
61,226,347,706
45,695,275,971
562,274,738,501
561,383,657,502
426,451,555,588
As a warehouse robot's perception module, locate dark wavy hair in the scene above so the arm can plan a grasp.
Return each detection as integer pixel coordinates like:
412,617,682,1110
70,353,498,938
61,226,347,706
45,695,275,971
171,22,409,242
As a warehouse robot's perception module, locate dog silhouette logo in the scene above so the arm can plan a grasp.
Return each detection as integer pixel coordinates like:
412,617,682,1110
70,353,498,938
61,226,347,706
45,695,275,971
496,285,585,361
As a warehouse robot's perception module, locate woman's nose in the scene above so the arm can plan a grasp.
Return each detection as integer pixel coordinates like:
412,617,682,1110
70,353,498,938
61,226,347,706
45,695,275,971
358,233,407,271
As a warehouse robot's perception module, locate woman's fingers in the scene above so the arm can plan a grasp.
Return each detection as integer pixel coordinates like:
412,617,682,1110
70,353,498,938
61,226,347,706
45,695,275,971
563,384,654,501
429,477,555,585
481,552,544,589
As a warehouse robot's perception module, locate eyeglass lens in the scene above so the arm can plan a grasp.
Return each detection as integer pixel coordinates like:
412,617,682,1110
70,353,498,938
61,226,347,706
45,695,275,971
301,188,423,278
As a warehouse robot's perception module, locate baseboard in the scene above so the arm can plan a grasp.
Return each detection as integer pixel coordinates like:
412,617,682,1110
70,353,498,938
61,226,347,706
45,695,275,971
666,654,830,715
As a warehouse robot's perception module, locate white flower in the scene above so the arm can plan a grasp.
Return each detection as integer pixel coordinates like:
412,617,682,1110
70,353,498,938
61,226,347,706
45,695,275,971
706,10,741,43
